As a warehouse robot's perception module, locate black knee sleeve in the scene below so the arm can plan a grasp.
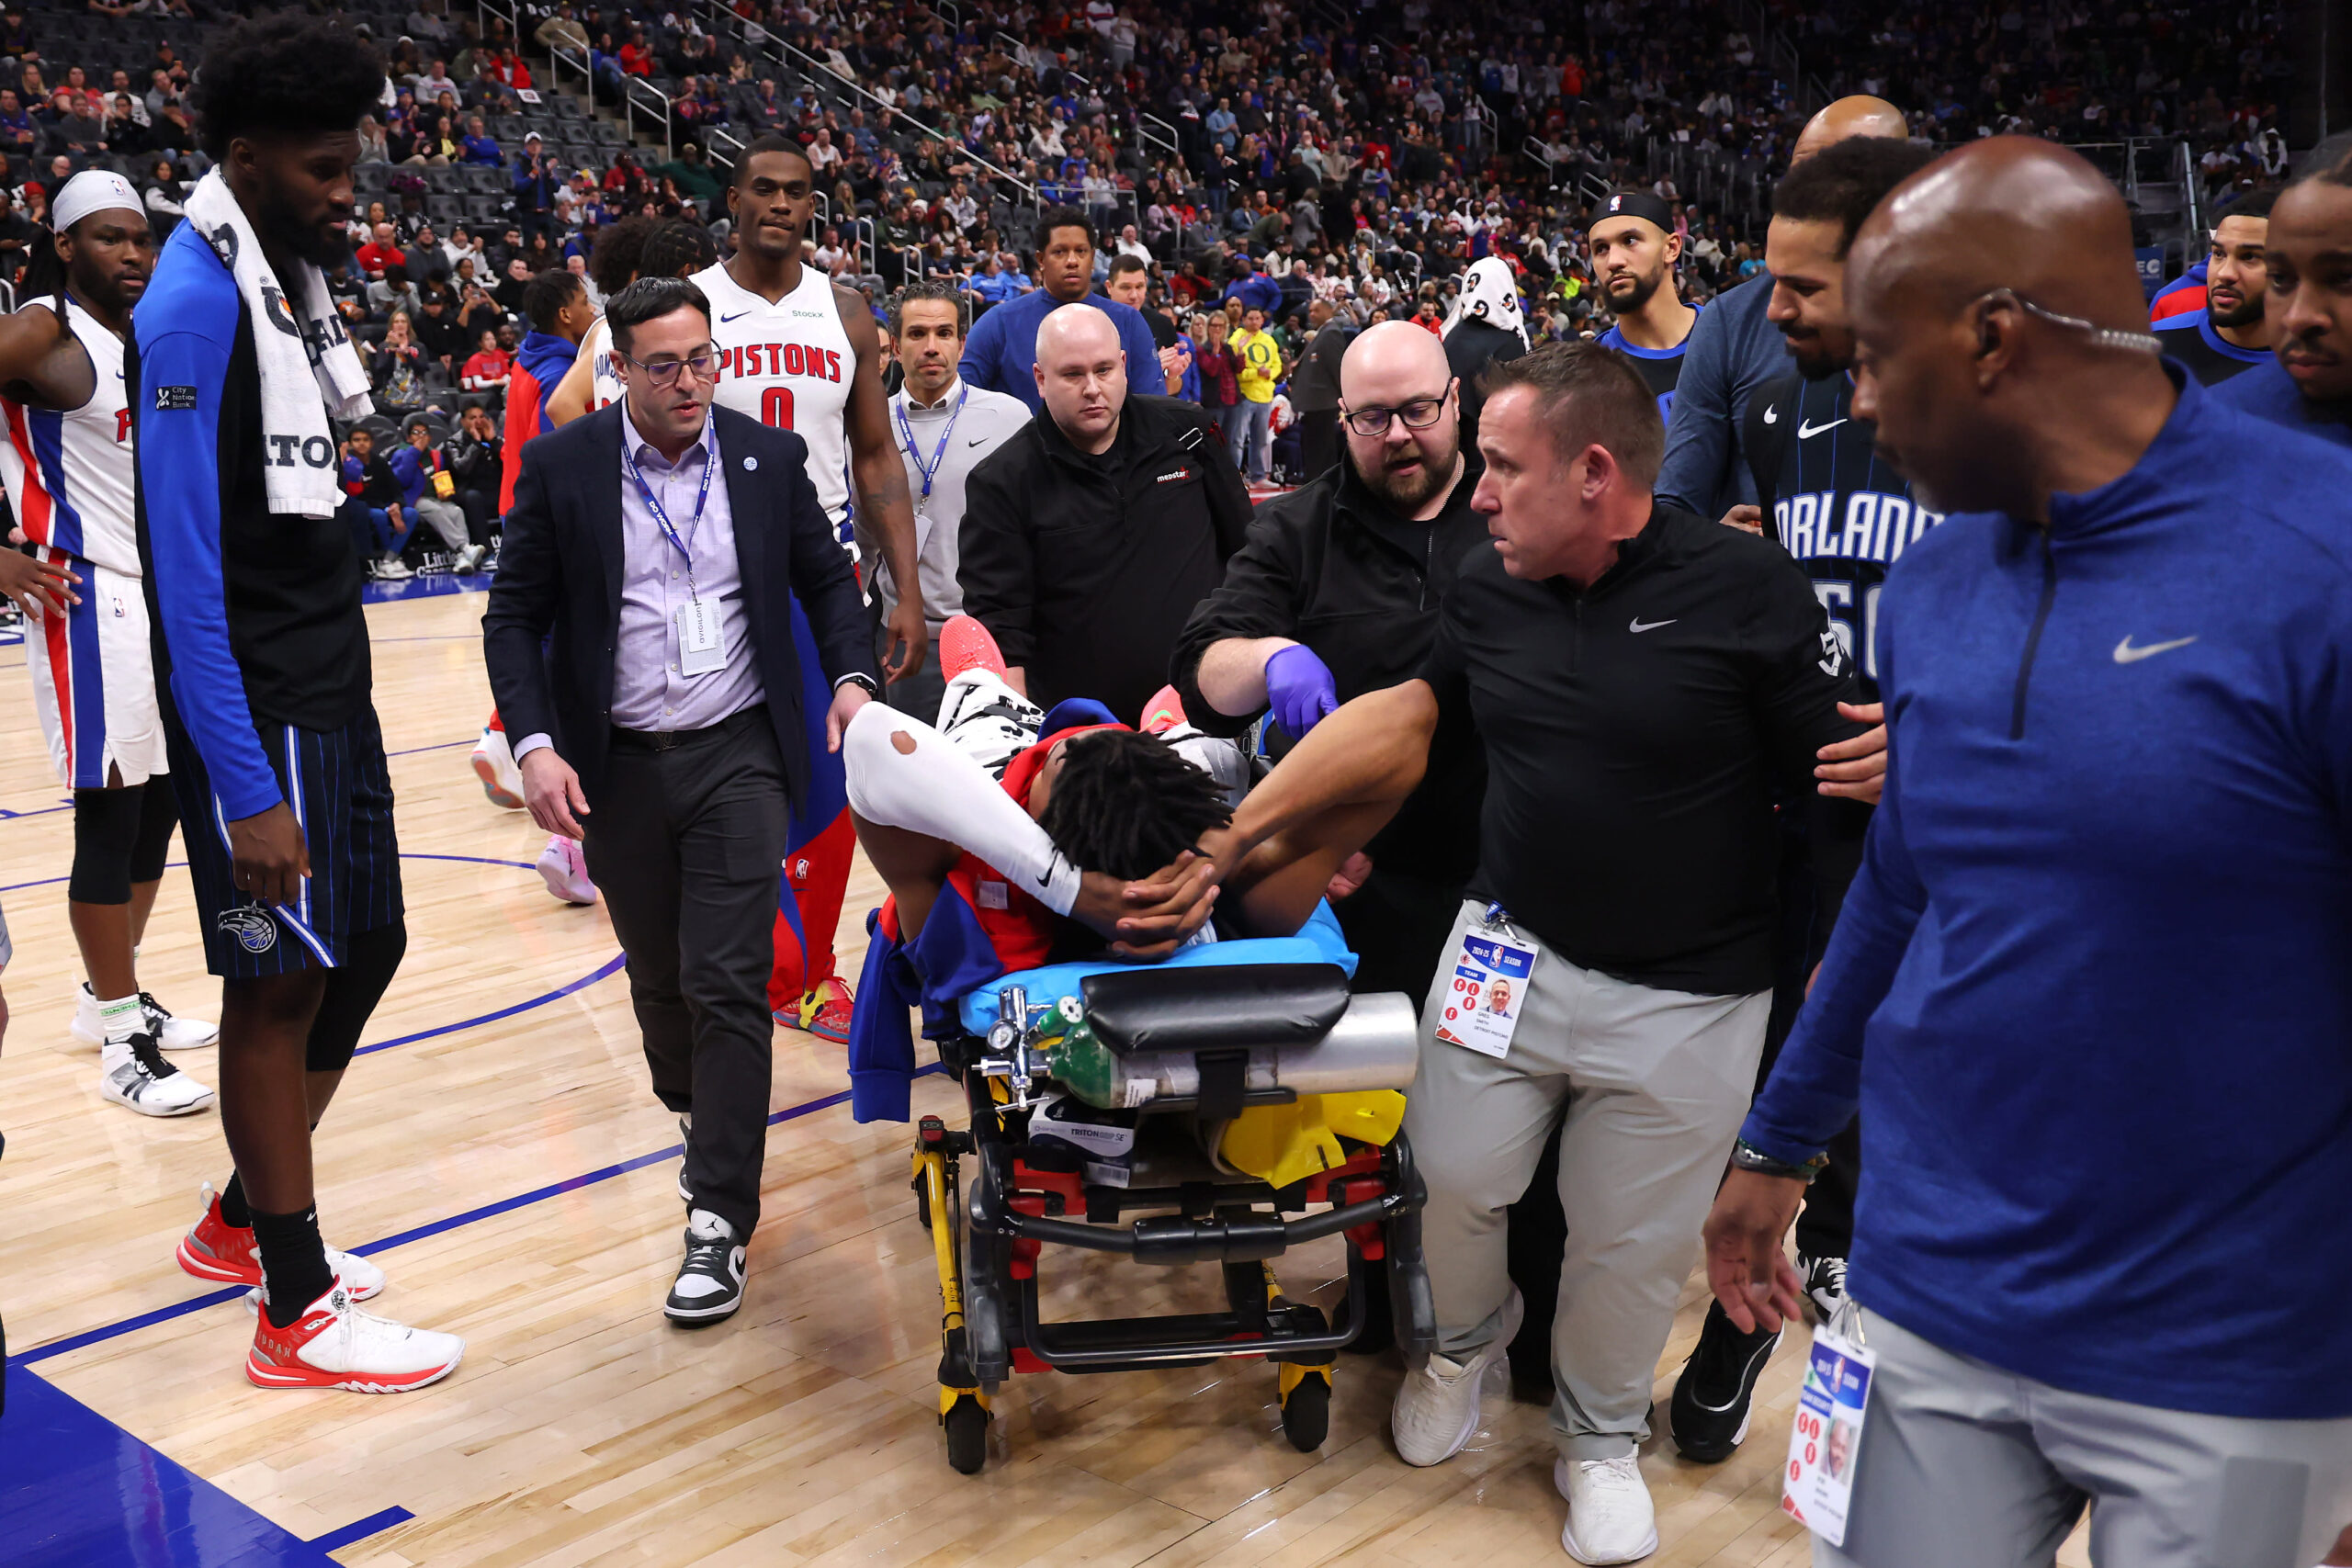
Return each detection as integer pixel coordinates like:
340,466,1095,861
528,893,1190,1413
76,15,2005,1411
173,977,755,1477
67,786,146,905
305,922,406,1073
130,779,177,884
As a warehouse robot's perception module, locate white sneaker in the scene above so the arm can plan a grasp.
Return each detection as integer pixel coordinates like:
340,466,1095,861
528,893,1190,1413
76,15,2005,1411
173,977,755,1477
246,1279,463,1393
1390,1288,1521,1466
376,555,413,581
470,725,525,809
536,833,596,904
74,984,219,1051
665,1208,747,1323
99,1032,215,1116
454,543,487,573
1555,1453,1658,1564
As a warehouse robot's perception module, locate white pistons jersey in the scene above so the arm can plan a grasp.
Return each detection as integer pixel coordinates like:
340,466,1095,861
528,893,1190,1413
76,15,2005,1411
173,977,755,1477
691,260,856,548
0,295,137,577
582,315,625,413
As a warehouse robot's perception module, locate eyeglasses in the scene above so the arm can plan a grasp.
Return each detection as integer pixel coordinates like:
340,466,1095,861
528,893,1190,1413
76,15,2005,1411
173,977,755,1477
1971,288,2163,355
620,350,717,388
1343,381,1453,437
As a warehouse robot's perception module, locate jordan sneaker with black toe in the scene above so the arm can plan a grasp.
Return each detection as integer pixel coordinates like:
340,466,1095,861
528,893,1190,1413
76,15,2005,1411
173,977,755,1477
666,1209,746,1324
1668,1299,1780,1463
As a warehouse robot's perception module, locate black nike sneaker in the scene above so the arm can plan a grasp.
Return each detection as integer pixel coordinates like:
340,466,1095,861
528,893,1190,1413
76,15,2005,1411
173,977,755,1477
1668,1299,1781,1463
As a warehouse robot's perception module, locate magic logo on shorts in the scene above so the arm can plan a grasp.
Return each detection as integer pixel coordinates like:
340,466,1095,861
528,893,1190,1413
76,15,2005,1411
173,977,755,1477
217,905,277,954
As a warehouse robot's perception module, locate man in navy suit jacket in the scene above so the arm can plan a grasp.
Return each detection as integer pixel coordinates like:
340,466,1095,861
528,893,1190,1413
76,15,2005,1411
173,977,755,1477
483,276,876,1325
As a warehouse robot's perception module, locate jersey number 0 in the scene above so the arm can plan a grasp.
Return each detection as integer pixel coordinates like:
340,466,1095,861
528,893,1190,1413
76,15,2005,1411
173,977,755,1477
761,387,796,431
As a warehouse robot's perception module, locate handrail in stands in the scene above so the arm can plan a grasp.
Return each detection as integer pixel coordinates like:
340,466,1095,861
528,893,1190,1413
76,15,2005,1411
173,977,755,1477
690,0,1040,208
626,76,673,164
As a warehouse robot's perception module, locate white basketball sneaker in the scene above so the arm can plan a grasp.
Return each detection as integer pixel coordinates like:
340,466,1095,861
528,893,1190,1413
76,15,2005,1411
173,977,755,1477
246,1280,464,1393
73,984,219,1051
1389,1288,1521,1466
1555,1453,1659,1564
470,725,525,809
536,833,597,904
99,1032,215,1116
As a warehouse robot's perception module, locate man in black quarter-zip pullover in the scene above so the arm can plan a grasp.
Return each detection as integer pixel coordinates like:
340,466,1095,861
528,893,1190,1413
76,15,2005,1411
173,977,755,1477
1193,341,1865,1559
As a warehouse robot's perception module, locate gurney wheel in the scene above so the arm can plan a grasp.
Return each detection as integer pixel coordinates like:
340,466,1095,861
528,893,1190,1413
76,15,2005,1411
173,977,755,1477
1277,1366,1330,1452
944,1392,990,1474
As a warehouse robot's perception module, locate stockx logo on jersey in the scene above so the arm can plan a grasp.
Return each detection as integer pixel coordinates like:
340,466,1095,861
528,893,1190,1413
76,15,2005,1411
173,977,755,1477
1776,491,1945,567
718,342,845,381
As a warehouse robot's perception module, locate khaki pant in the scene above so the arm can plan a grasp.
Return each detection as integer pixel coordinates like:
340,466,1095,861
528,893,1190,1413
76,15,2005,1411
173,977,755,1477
1404,899,1770,1459
1819,1303,2352,1568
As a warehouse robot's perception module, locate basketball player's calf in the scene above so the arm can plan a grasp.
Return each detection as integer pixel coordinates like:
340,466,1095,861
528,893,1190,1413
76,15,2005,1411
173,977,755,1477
69,779,219,1116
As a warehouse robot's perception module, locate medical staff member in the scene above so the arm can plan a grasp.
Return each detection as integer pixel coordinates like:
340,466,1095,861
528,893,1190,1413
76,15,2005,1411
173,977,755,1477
1707,138,2352,1568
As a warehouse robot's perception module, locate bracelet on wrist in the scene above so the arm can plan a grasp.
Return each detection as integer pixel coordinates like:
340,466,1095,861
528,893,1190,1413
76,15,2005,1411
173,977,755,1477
1731,1138,1828,1184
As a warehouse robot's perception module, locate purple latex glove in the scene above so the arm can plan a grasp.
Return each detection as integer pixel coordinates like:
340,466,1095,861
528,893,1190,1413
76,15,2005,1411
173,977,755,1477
1265,643,1340,739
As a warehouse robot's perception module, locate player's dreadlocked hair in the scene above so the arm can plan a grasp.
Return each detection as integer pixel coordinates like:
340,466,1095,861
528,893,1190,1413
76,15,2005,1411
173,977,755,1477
589,215,662,298
638,219,720,279
189,12,386,161
1037,730,1232,882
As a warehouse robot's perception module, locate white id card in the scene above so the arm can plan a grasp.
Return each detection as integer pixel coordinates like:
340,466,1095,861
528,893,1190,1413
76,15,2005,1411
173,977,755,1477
1781,1313,1876,1548
676,597,725,677
1432,926,1536,1059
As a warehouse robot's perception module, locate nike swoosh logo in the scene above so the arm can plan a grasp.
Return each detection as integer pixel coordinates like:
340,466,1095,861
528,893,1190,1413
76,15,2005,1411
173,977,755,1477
2113,634,2197,664
968,436,989,446
1798,418,1848,439
719,309,755,321
1761,403,1779,424
1629,616,1677,634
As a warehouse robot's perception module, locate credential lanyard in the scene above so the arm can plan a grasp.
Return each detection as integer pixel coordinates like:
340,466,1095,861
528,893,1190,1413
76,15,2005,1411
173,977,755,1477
894,384,968,504
623,438,718,599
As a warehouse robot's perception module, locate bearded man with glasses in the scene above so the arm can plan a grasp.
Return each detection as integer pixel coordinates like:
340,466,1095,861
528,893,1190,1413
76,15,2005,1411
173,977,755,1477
484,274,879,1327
1174,316,1488,1018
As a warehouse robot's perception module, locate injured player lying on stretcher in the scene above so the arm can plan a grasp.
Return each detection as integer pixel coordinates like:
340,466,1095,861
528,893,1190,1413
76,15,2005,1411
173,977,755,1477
842,616,1438,1124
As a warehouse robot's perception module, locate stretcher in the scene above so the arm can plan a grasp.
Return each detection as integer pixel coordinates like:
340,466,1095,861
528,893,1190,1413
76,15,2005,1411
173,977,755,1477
910,915,1438,1472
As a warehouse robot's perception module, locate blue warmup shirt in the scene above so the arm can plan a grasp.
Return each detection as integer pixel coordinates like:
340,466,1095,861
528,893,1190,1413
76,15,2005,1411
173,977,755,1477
514,330,578,427
2213,354,2352,450
1655,270,1791,517
1742,369,2352,1420
131,219,373,822
957,288,1165,413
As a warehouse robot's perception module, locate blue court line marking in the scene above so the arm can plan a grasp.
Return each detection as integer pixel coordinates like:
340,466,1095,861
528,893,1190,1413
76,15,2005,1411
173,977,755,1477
6,1067,941,1371
355,952,625,1056
306,1506,415,1552
385,736,478,757
0,799,74,821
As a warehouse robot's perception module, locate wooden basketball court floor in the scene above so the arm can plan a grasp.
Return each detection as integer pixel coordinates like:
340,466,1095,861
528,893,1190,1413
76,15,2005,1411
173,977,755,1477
0,583,2098,1566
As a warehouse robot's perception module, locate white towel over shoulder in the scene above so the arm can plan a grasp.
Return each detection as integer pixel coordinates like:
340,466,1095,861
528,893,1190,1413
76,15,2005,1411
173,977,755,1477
181,169,375,519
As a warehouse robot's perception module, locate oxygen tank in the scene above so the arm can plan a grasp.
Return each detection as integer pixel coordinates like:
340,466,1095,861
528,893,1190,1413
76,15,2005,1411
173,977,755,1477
1043,992,1419,1111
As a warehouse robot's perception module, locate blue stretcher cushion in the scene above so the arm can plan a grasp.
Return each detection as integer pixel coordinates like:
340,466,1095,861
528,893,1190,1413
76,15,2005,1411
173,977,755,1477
955,901,1360,1036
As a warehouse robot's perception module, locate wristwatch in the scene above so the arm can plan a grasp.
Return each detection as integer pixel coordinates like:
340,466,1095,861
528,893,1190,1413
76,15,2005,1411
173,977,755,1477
1730,1138,1827,1184
834,672,881,697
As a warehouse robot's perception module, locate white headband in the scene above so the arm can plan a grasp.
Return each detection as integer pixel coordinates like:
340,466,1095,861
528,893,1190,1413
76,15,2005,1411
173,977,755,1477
53,170,142,233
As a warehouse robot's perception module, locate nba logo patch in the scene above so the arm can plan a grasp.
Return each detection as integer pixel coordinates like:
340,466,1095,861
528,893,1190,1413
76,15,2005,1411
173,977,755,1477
1609,194,1623,212
789,856,813,885
217,906,277,954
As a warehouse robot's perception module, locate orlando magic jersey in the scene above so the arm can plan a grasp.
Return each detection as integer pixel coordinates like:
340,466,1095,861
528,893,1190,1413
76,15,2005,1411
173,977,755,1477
1598,317,1692,423
1744,372,1942,700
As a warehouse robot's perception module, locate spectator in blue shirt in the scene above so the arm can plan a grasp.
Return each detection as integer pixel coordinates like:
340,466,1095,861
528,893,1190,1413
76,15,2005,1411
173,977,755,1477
1221,254,1282,315
458,114,502,166
0,87,33,157
1205,96,1237,151
957,207,1163,414
512,130,557,237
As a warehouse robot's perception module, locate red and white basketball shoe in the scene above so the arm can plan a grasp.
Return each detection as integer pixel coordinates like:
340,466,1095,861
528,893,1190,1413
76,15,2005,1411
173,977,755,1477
175,1183,386,1301
246,1280,464,1393
939,614,1008,681
470,725,525,809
